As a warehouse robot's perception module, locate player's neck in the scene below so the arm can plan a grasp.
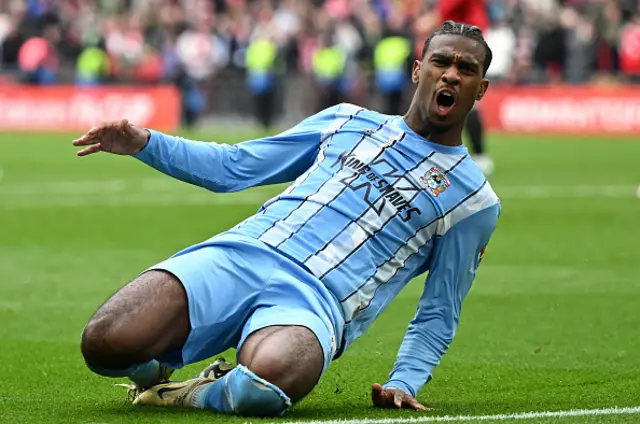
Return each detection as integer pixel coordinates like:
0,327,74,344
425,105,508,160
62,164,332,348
402,109,463,147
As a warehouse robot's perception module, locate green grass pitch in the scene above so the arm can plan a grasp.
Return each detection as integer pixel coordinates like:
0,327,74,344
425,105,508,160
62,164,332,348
1,130,639,423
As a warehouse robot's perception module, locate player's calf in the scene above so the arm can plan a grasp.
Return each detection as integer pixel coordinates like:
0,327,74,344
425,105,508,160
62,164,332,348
206,325,324,416
133,325,325,417
80,270,190,387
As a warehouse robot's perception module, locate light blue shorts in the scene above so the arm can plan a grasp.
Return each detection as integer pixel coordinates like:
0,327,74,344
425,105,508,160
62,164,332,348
147,232,342,376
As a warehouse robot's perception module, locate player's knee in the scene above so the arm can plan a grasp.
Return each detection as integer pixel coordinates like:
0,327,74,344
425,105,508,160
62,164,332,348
81,311,142,369
239,326,324,402
81,299,151,369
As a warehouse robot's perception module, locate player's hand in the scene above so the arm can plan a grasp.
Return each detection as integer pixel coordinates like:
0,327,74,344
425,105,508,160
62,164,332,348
72,119,150,157
371,383,431,411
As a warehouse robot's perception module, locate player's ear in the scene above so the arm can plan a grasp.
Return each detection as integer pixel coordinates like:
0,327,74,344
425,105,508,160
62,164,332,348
411,60,421,84
476,79,489,101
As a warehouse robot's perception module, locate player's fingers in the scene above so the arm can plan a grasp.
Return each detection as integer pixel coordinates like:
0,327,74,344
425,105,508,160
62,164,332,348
72,123,109,145
121,118,137,136
72,129,99,145
372,384,398,408
405,396,429,411
371,384,384,405
393,391,404,409
89,122,114,134
121,118,131,134
72,134,99,146
76,143,102,157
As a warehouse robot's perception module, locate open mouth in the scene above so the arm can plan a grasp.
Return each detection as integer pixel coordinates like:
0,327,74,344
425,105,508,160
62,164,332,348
435,89,456,114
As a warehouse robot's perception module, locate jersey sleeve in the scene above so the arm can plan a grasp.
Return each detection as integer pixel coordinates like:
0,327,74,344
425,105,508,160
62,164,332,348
132,104,343,193
383,202,500,398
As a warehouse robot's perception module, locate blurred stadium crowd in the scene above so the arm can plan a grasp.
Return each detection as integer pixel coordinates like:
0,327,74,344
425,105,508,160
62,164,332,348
1,0,640,125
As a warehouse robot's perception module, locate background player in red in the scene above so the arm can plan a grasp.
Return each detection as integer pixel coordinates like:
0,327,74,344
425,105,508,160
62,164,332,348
414,0,494,176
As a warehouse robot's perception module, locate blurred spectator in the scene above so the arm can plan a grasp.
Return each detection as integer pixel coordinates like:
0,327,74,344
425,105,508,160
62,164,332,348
18,16,60,84
312,25,349,112
373,5,412,115
619,9,640,81
484,3,516,83
245,31,279,127
590,0,625,77
75,45,108,85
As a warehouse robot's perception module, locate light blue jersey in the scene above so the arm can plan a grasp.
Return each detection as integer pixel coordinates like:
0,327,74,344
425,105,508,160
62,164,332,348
134,103,500,398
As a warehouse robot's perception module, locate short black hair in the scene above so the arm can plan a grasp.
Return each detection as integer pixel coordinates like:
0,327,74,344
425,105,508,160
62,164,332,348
421,20,493,76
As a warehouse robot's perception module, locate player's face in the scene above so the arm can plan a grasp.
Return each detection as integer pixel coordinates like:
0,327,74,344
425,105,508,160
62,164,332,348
411,34,489,129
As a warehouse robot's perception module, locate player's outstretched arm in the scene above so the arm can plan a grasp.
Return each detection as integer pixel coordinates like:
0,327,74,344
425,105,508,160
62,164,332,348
72,105,344,193
378,202,500,408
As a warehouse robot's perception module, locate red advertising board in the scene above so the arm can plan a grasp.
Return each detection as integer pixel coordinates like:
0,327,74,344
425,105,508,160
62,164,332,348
481,85,640,135
0,85,180,132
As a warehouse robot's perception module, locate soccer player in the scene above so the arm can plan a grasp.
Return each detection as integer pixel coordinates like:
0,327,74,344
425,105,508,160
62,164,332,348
415,0,494,175
74,21,500,417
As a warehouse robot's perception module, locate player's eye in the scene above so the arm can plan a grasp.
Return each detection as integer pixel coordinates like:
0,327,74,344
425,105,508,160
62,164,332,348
459,63,477,75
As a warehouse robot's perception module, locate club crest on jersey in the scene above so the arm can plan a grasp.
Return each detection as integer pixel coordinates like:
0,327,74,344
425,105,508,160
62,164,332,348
419,167,450,196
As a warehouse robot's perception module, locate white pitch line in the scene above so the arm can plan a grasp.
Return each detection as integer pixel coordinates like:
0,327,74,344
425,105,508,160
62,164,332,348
267,406,640,424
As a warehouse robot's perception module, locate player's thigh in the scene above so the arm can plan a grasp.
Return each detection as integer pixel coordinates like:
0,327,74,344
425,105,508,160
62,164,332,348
151,236,284,369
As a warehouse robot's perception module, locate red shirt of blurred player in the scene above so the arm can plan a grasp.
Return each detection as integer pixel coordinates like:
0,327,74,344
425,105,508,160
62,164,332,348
620,20,640,76
437,0,488,31
414,0,488,58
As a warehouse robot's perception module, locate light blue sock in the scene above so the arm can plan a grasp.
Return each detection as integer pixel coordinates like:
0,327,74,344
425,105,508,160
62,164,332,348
86,360,161,388
192,365,291,417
